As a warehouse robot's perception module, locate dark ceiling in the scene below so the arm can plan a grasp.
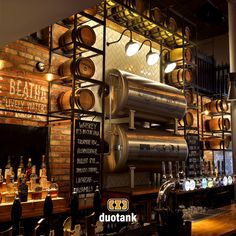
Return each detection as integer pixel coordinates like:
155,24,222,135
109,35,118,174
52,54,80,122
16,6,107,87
155,0,228,41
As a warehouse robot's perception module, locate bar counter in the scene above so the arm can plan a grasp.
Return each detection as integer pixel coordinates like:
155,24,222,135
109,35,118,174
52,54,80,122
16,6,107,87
0,198,68,222
192,203,236,236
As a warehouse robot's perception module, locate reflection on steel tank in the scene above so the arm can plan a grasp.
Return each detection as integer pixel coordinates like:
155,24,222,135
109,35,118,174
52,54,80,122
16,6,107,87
99,69,187,123
104,125,188,172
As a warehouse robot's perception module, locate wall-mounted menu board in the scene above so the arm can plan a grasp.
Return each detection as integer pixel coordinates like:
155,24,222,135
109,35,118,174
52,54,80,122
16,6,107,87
74,120,100,198
186,134,201,176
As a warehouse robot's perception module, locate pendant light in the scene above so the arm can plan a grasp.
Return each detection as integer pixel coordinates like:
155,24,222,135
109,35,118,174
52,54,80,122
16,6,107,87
107,29,139,57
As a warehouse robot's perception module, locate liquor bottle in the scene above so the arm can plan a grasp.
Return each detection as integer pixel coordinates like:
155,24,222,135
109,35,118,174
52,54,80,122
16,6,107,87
25,158,32,181
161,161,167,184
49,178,59,198
207,161,214,188
70,188,79,231
17,156,25,179
30,165,38,191
6,167,15,192
11,194,22,236
189,163,196,191
0,169,3,194
40,155,47,178
18,175,28,202
4,156,11,180
0,169,3,184
40,173,48,190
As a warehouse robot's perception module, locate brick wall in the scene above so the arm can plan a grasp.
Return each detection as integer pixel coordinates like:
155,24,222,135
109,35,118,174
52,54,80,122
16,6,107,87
0,38,71,197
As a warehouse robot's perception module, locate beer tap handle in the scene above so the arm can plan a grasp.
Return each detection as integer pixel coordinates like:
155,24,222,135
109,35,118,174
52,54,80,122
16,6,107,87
175,161,180,179
168,161,173,179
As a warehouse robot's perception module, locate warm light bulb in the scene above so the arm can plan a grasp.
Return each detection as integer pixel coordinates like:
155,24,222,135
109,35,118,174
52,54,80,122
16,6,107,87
125,41,139,57
146,52,160,65
204,110,209,115
46,72,54,82
164,62,177,73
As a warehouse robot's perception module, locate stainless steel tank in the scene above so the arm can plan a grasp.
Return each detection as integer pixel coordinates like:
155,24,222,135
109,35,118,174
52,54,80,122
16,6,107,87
103,69,187,123
104,124,188,172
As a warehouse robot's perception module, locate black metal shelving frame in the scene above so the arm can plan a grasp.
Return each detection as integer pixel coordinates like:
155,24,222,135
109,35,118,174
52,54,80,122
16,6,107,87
47,8,107,195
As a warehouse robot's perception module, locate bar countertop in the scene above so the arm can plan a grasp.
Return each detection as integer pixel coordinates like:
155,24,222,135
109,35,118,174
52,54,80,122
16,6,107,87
192,203,236,236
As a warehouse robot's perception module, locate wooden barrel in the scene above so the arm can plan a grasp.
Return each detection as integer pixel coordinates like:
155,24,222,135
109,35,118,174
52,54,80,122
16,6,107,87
179,111,194,127
204,100,229,113
151,7,164,25
205,136,231,150
166,26,191,47
59,25,96,53
149,17,177,40
59,57,95,79
123,0,147,14
205,117,231,131
77,89,95,111
111,5,138,23
166,69,192,88
185,90,194,105
169,47,192,63
59,89,95,111
62,5,98,25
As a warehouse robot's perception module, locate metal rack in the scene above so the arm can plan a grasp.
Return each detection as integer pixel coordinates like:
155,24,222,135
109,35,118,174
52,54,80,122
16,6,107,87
98,0,196,50
47,9,107,194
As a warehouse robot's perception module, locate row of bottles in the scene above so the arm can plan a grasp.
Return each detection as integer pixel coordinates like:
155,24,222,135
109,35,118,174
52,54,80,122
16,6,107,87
161,160,234,192
0,155,58,204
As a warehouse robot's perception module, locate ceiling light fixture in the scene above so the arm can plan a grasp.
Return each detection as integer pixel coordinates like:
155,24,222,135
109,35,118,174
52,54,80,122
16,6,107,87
46,25,55,82
107,29,139,57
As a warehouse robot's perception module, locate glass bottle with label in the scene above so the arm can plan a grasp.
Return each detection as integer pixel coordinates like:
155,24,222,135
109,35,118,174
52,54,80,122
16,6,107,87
0,169,3,193
4,156,11,180
6,167,15,193
0,169,3,184
18,175,28,202
30,165,38,191
25,158,32,181
17,156,25,179
49,178,58,198
40,155,47,178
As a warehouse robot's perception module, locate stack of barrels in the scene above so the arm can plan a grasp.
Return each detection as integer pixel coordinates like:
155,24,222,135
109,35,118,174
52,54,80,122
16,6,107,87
57,6,97,112
99,0,191,46
203,99,231,150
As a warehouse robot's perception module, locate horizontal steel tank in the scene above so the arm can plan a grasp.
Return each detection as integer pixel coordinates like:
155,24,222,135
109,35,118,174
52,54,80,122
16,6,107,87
104,69,187,123
104,125,188,172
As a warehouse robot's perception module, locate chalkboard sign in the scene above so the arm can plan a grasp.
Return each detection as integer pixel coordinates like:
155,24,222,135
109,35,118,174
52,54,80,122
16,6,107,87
74,120,100,198
186,134,202,176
